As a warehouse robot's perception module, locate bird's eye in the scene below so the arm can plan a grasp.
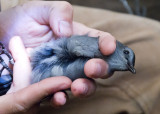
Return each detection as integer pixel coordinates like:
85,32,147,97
123,50,129,54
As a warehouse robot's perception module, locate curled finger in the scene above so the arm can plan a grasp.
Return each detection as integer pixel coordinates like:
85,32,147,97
71,78,96,98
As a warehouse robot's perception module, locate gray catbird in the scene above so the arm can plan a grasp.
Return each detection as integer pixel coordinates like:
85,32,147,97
30,35,136,83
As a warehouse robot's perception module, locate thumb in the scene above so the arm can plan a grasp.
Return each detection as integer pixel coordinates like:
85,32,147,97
48,1,73,37
8,36,31,93
0,76,71,113
24,1,73,37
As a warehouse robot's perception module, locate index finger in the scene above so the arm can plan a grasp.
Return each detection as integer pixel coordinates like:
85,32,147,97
0,76,71,113
73,22,116,55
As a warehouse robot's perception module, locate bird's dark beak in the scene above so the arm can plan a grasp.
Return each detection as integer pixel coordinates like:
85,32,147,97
128,65,136,74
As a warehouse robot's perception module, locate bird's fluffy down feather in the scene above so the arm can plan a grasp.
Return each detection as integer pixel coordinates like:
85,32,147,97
30,35,135,83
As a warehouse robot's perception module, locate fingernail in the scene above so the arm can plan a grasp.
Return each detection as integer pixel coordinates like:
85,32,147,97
76,84,89,98
11,36,21,46
96,63,108,78
74,83,89,97
59,21,72,37
96,63,105,76
99,35,116,55
52,93,67,107
59,95,67,105
96,63,102,75
82,84,89,95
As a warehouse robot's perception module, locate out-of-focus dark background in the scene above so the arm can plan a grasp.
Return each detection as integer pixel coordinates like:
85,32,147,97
48,0,160,21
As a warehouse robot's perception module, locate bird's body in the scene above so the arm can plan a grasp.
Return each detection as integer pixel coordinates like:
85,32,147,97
30,35,135,83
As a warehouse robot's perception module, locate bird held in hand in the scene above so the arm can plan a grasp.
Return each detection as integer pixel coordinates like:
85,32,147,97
30,35,136,83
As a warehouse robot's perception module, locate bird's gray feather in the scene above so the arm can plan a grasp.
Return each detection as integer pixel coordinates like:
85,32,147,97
30,35,135,83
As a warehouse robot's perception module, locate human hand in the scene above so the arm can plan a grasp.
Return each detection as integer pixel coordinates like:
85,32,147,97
0,36,72,114
0,1,116,102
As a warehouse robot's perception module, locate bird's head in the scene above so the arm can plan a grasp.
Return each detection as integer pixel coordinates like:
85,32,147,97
105,41,136,75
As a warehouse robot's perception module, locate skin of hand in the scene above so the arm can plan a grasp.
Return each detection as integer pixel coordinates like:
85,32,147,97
0,36,72,114
0,1,116,110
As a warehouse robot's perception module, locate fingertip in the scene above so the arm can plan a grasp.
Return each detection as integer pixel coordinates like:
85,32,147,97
9,36,21,51
8,36,28,61
51,91,67,107
84,59,109,79
71,79,96,98
49,2,73,38
99,33,116,55
58,76,72,86
73,25,116,55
